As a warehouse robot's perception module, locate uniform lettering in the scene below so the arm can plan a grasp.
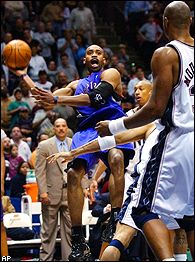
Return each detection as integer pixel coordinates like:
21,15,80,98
184,62,194,87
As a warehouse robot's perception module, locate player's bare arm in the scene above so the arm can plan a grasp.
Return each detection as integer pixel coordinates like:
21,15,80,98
47,122,155,164
96,46,178,136
35,68,121,108
53,80,79,96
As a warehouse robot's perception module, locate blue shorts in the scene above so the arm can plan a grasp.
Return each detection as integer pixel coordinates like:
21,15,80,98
71,127,134,173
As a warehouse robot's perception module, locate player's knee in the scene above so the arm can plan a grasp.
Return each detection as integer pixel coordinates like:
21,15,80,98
109,239,125,254
109,151,124,166
67,168,80,187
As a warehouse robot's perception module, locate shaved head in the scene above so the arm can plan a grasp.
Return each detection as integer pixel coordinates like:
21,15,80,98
86,45,104,53
164,1,191,28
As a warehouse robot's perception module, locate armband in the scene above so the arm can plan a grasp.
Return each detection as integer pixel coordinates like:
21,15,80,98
109,117,128,135
97,135,116,151
87,81,114,108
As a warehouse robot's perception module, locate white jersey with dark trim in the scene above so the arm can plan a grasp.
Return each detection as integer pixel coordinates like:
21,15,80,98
157,40,194,131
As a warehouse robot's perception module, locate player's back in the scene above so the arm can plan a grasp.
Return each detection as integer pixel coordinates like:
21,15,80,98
160,40,194,132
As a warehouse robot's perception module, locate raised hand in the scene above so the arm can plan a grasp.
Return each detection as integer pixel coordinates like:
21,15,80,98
95,120,112,136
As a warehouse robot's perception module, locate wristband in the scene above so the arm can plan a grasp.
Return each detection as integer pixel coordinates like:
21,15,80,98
19,73,27,80
98,135,116,151
53,96,59,104
109,117,127,135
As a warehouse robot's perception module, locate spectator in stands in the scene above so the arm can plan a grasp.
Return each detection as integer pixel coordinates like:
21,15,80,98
10,126,31,162
117,44,130,66
16,106,33,148
7,88,31,130
121,82,135,113
28,40,48,82
35,118,72,261
10,160,30,198
19,80,36,111
2,136,11,161
1,84,13,135
57,29,78,67
41,1,64,38
74,33,88,77
33,21,55,64
32,105,58,137
98,38,113,60
127,66,147,97
138,12,163,70
1,32,13,54
56,72,69,89
69,1,96,44
124,1,152,47
57,54,79,83
47,60,58,84
116,62,130,85
35,70,53,92
2,195,35,240
23,28,33,46
11,18,24,40
109,55,119,68
4,1,28,30
60,1,71,31
2,136,12,195
7,144,24,182
29,133,49,169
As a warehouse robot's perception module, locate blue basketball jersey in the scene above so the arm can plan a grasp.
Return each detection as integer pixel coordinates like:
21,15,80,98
72,70,135,172
74,71,128,130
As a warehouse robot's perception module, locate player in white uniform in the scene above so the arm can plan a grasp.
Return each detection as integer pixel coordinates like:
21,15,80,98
95,1,194,261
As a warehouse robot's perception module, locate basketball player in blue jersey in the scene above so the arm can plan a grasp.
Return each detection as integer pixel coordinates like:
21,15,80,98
10,45,135,260
94,1,194,261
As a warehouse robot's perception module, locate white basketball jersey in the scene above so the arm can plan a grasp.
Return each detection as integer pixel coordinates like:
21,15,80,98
157,40,194,131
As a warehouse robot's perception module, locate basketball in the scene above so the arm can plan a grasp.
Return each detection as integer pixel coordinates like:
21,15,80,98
2,39,32,70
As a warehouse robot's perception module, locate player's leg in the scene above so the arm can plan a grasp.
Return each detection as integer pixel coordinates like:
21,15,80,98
174,228,188,261
143,218,175,260
175,215,194,260
67,159,91,261
101,148,125,243
186,230,194,260
100,222,137,261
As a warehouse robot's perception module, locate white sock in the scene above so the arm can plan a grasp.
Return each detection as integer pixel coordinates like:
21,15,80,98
174,253,187,261
162,258,175,261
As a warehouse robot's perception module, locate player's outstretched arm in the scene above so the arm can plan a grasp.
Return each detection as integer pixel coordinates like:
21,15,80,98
47,123,155,164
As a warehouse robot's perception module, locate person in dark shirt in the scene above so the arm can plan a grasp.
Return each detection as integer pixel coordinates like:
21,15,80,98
10,161,30,198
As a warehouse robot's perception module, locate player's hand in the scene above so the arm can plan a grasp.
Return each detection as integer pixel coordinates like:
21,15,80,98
9,67,28,76
33,90,55,104
95,120,112,136
47,152,74,164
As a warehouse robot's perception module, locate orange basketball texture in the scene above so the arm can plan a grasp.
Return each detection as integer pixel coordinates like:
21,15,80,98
2,40,32,69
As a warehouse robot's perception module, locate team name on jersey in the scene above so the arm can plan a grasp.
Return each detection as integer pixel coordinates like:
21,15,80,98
184,61,194,87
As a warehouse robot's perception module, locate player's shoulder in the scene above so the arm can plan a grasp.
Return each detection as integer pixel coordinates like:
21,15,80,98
152,46,178,66
153,46,178,59
101,67,120,78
